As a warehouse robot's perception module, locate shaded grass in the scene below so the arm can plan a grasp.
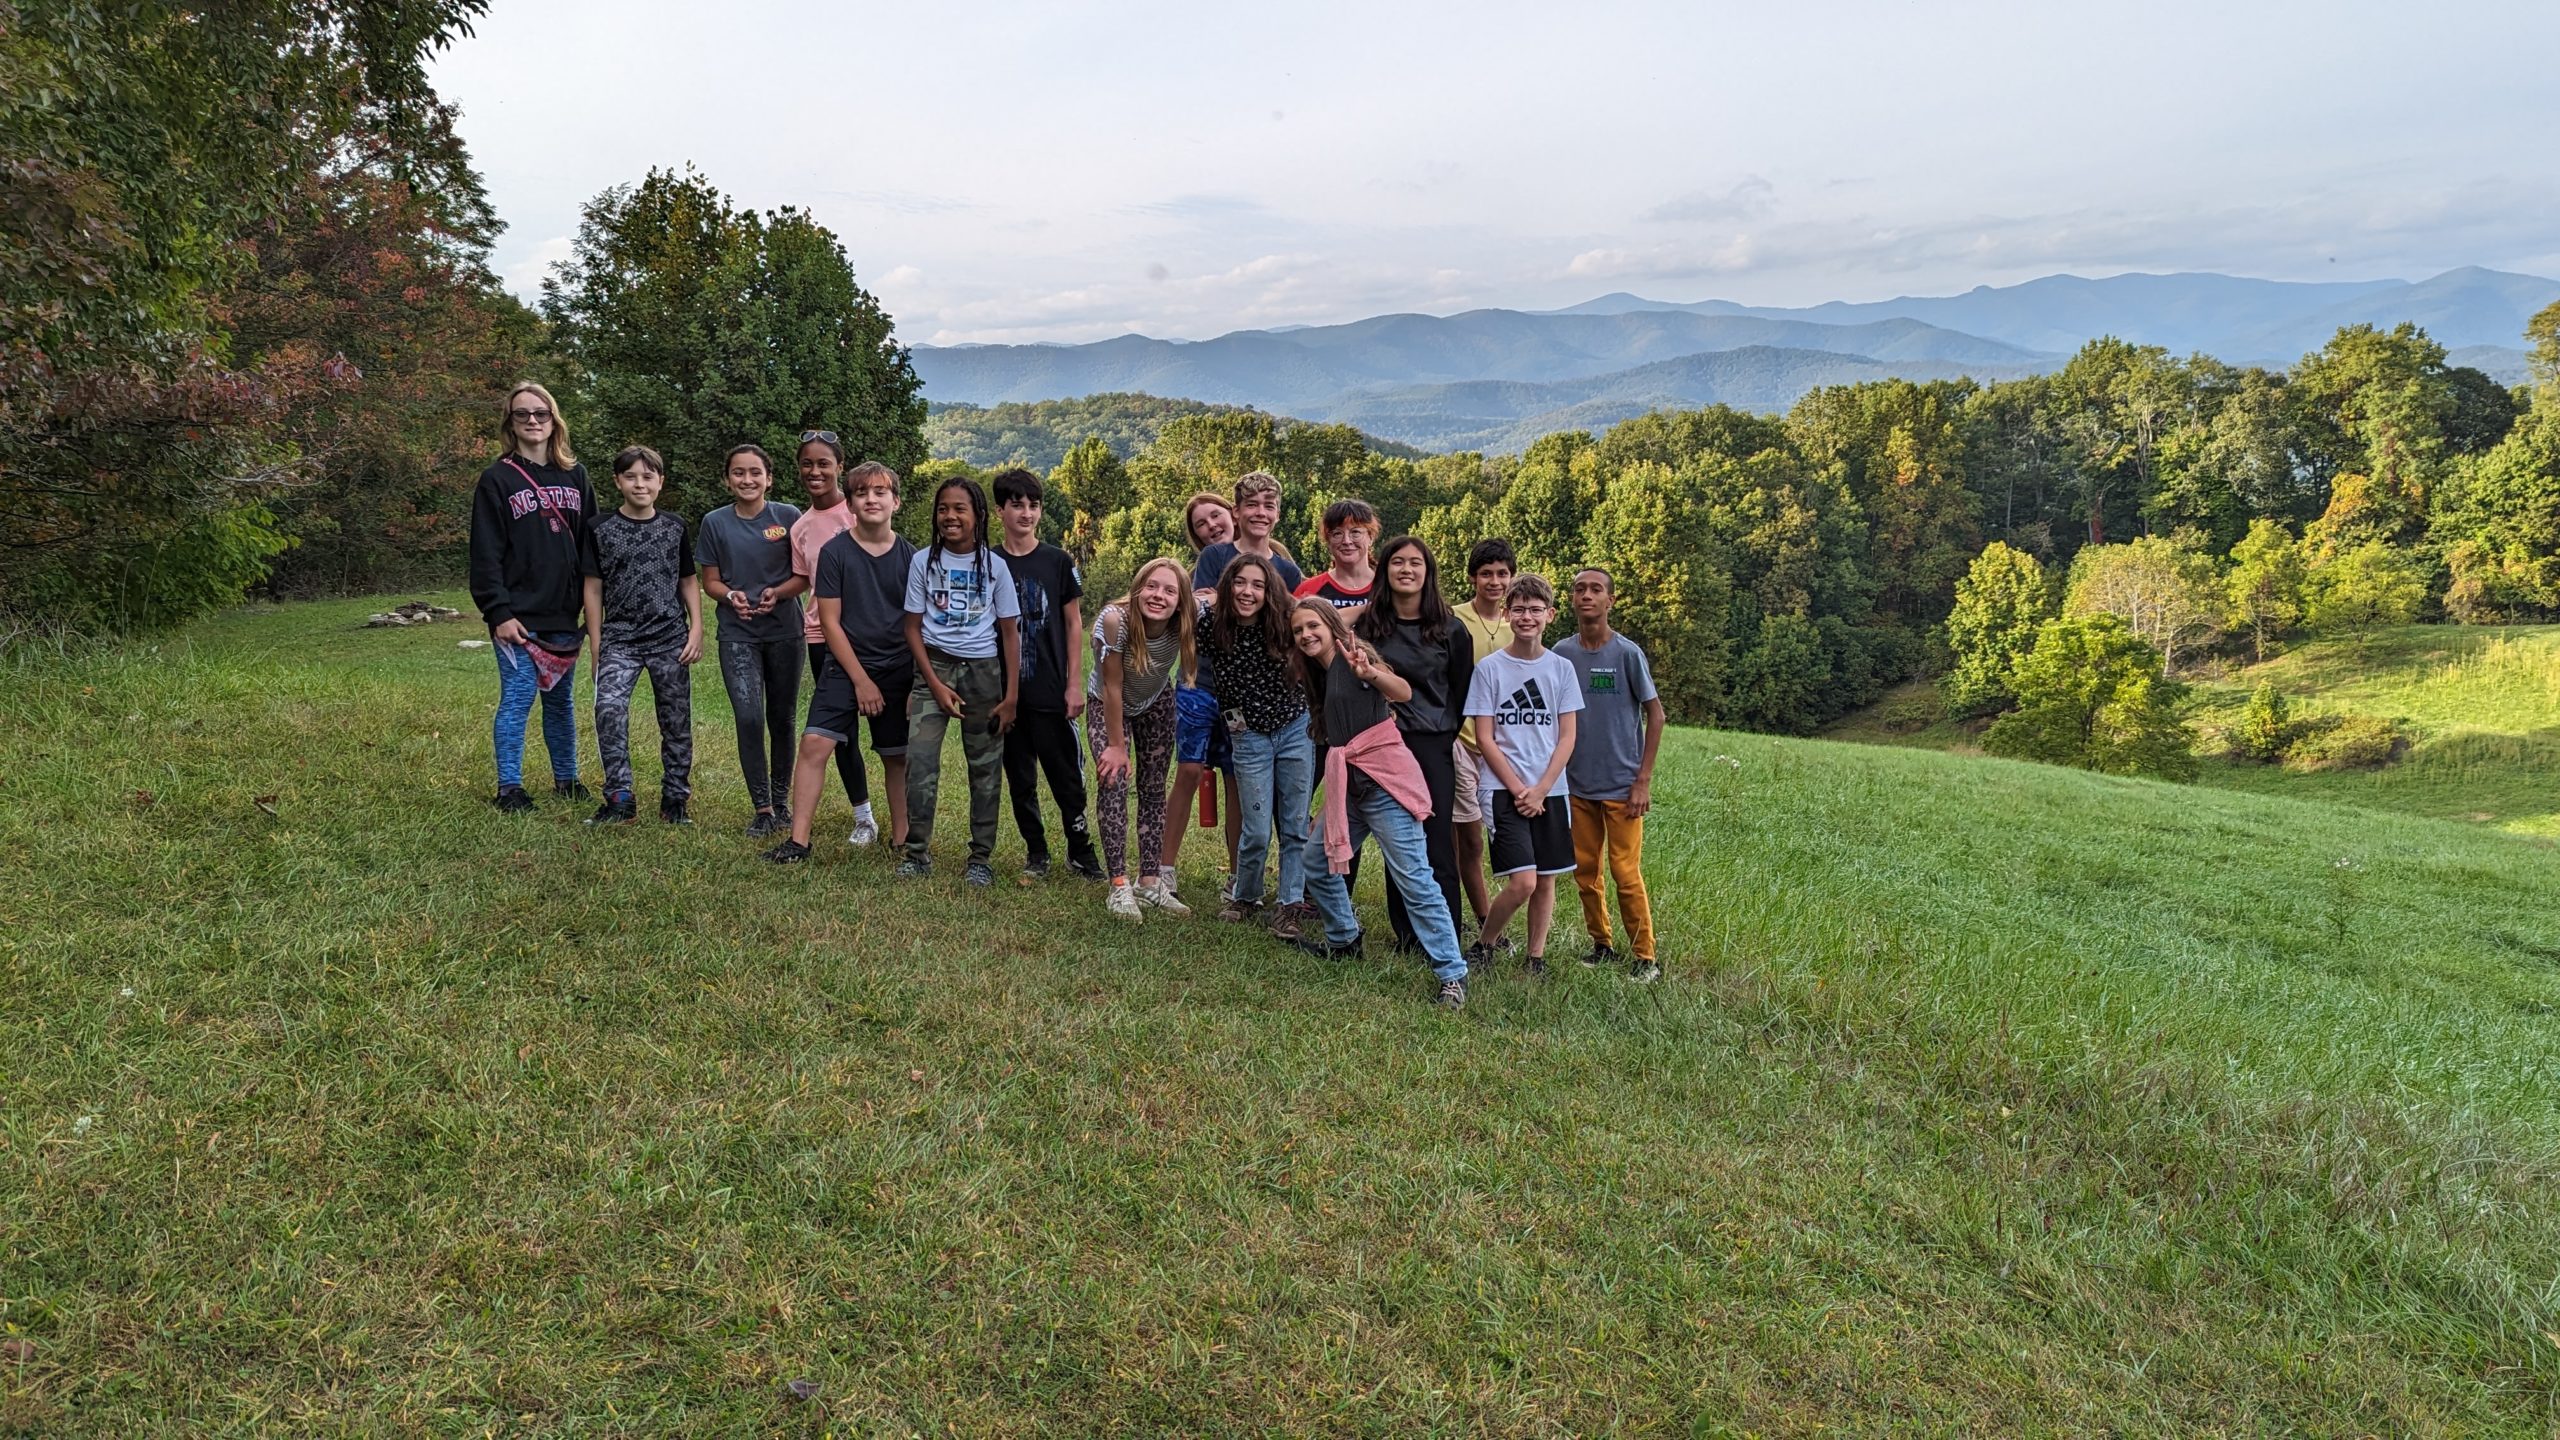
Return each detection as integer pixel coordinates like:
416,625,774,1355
4,595,2559,1434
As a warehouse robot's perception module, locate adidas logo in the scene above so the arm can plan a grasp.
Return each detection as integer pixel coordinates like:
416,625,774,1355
1494,678,1551,725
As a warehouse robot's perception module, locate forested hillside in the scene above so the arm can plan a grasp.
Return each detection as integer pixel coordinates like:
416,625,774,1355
920,309,2560,750
925,393,1422,471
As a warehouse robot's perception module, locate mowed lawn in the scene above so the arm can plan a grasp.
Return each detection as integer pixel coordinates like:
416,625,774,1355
5,595,2560,1435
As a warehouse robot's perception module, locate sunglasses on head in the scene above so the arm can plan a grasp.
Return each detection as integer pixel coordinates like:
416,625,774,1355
799,429,839,446
510,407,552,422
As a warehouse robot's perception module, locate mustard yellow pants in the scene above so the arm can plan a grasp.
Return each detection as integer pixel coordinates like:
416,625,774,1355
1570,796,1654,962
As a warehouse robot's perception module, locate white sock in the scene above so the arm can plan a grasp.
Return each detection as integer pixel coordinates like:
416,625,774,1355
853,801,874,822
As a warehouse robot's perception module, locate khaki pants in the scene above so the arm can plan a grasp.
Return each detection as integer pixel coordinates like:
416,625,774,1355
1570,796,1654,962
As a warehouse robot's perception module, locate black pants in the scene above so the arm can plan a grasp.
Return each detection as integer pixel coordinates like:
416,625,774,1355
717,633,802,812
1005,708,1097,867
1383,728,1463,951
807,642,867,807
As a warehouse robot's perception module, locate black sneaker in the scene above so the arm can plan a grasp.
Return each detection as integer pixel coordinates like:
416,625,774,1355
554,779,592,802
1583,944,1618,969
1524,955,1549,978
965,860,996,888
1292,929,1364,961
586,796,637,826
764,839,812,864
895,857,932,880
492,786,535,814
1434,978,1467,1009
1628,959,1662,985
1463,940,1493,972
745,810,786,839
659,798,691,825
1065,854,1107,883
1020,856,1051,883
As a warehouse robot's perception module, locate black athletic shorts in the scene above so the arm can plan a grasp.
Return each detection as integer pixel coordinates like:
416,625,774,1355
806,652,913,755
1486,792,1575,877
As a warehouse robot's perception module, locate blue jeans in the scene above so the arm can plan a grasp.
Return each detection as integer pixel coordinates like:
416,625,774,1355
1303,778,1466,984
493,634,581,790
1229,713,1314,907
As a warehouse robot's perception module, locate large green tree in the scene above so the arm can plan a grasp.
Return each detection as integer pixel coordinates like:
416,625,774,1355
1940,542,2054,717
1,0,490,630
1984,616,2196,780
542,167,924,516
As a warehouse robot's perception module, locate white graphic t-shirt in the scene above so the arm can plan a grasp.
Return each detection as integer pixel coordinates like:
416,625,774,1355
1464,647,1586,798
903,544,1020,661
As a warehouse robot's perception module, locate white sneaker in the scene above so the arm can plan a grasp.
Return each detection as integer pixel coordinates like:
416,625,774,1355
848,814,879,848
1105,883,1144,922
1136,876,1191,916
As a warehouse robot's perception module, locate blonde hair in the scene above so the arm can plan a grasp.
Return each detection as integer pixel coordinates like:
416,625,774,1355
1107,557,1199,684
499,382,576,468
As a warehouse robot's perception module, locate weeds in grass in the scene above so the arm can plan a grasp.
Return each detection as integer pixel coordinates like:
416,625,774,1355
3,596,2559,1433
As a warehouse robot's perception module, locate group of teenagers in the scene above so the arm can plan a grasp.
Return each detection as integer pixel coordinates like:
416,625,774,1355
467,383,1666,1009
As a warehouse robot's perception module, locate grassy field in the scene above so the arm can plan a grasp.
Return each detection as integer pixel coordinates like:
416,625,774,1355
6,595,2560,1434
1830,624,2560,839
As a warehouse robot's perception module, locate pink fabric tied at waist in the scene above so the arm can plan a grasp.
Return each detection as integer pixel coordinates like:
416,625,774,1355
1322,717,1434,874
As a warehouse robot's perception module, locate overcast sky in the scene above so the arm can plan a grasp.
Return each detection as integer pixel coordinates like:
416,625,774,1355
430,0,2560,347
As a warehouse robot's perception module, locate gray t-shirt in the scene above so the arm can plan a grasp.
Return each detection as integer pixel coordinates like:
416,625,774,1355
695,501,803,642
1561,631,1658,801
1086,602,1183,716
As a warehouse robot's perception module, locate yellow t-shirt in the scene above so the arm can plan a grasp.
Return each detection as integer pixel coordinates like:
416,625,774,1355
1456,603,1513,751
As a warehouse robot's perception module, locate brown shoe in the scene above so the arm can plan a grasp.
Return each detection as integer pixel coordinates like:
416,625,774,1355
1217,898,1264,924
1267,901,1317,942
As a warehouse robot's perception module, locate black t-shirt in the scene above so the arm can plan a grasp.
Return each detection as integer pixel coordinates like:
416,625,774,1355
1369,613,1474,735
580,509,695,651
1003,542,1084,713
813,529,919,674
1318,652,1395,751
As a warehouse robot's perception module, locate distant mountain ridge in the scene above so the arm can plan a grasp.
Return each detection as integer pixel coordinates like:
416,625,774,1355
1552,266,2560,361
911,267,2556,454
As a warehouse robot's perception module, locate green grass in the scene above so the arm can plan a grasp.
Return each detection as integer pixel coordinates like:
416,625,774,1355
2184,626,2560,838
1829,626,2560,840
6,595,2560,1434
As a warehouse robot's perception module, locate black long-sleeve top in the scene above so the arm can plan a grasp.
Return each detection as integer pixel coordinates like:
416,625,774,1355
1369,612,1475,735
467,455,594,633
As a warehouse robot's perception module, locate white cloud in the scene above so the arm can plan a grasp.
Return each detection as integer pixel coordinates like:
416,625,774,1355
503,235,574,298
438,1,2560,341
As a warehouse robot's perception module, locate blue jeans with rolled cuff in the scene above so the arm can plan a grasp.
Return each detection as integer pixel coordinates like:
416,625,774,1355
1302,778,1467,984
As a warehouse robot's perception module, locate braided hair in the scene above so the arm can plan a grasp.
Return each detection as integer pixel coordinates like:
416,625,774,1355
925,476,994,599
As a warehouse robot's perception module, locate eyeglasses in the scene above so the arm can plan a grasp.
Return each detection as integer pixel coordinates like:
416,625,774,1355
510,408,553,422
799,429,839,445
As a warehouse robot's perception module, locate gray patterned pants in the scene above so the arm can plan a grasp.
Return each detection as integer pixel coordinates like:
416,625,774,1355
595,642,693,802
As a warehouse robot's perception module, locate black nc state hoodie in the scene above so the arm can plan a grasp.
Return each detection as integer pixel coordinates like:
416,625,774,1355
467,454,594,633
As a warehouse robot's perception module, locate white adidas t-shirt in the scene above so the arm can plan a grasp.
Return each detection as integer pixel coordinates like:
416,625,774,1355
1464,647,1585,798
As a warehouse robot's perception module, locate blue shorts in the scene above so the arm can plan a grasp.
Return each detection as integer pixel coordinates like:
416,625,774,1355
1174,684,1232,770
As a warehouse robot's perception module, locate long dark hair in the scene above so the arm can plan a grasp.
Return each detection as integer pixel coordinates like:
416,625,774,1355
1210,552,1292,664
925,476,993,594
1290,598,1361,747
1354,535,1453,647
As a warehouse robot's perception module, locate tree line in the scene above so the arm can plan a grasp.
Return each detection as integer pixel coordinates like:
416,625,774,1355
9,5,2556,769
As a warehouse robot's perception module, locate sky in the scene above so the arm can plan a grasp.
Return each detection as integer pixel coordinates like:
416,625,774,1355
429,0,2560,347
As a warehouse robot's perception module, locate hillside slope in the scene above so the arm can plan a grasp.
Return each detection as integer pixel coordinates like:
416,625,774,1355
1828,625,2560,839
5,597,2557,1431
